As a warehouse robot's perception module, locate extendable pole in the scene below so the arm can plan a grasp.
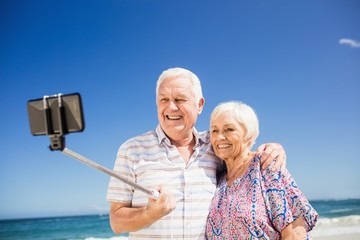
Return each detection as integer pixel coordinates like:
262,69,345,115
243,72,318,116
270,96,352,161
62,147,159,200
37,94,159,199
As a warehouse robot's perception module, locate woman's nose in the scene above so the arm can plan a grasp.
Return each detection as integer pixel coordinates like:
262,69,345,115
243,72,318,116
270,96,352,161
217,132,226,140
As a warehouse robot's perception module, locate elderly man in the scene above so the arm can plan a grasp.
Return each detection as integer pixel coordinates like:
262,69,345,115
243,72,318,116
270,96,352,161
107,67,286,239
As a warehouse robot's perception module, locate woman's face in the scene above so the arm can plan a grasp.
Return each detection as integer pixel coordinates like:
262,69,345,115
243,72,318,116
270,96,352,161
210,111,248,160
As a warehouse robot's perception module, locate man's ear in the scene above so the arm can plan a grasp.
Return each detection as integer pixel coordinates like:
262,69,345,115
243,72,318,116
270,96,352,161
198,97,205,115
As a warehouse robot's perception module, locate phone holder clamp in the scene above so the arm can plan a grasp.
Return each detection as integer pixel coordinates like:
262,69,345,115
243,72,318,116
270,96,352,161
43,94,66,151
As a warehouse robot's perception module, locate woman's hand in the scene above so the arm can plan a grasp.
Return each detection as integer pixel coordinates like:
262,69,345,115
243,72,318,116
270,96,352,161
281,217,307,239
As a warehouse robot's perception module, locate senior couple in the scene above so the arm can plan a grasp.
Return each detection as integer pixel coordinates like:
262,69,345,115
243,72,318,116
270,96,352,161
107,67,318,239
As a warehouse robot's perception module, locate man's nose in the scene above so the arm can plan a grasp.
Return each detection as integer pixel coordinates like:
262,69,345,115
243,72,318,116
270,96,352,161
168,100,179,110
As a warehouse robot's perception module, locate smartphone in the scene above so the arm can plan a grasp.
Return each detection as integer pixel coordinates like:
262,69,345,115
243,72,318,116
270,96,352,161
27,93,85,136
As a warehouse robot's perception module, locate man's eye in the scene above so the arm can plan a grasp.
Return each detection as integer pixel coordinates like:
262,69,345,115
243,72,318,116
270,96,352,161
211,129,219,133
226,128,234,132
175,99,186,103
160,98,169,103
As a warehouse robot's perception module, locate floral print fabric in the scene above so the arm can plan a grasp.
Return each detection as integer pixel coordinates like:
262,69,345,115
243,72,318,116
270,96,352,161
206,156,318,239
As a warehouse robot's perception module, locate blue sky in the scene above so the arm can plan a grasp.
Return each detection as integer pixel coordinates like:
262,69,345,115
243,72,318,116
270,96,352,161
0,0,359,220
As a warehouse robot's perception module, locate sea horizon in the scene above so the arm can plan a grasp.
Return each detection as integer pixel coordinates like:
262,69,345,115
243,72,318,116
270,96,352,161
2,197,359,221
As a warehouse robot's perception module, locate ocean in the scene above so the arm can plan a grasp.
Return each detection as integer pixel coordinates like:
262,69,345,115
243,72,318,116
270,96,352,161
1,199,359,239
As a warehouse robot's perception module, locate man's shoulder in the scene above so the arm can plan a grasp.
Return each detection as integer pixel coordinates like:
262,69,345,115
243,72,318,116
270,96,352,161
123,130,158,146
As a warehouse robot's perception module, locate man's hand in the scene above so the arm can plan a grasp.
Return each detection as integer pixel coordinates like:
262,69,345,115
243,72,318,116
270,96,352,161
256,143,286,171
109,186,176,234
146,187,176,220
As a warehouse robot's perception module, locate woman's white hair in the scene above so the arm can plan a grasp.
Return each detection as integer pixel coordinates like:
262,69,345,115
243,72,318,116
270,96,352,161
156,67,203,102
210,101,259,147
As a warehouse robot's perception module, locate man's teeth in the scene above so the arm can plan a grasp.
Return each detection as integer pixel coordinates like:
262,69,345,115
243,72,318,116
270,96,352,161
167,115,181,120
217,144,231,149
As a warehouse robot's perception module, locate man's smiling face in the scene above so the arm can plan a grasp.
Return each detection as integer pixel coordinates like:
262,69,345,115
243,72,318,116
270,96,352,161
156,75,204,142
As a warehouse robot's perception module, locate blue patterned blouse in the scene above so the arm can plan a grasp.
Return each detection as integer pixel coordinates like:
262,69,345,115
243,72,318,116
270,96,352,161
206,156,318,239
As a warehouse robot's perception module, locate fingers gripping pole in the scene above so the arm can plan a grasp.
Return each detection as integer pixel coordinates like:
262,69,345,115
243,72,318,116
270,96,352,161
62,148,159,200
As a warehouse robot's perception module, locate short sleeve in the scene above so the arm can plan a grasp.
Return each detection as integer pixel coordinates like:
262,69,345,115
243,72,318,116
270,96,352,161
106,141,135,203
261,164,318,233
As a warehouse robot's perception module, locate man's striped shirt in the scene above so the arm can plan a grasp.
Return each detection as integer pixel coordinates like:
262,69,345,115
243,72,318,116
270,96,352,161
107,125,220,239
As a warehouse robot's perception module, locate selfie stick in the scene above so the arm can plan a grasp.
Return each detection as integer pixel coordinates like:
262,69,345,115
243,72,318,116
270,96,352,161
33,94,159,200
61,148,160,200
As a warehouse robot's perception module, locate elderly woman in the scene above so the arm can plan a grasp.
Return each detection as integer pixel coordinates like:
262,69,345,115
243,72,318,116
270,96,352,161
206,101,318,239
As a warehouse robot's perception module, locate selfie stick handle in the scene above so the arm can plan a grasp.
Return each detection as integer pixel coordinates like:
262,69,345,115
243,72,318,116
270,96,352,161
62,147,159,200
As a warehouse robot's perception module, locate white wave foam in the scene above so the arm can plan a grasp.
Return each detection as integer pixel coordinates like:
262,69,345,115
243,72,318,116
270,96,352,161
311,215,360,237
317,215,360,226
328,207,356,213
83,216,360,239
85,237,128,240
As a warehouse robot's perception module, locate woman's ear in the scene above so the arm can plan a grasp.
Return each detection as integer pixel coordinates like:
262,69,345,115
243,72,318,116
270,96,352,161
244,136,255,148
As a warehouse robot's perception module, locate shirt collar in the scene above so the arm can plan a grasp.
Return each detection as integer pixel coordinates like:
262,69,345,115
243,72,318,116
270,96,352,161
155,124,208,147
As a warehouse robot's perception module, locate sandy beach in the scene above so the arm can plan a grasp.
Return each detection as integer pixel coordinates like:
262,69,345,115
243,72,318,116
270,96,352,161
314,233,360,240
